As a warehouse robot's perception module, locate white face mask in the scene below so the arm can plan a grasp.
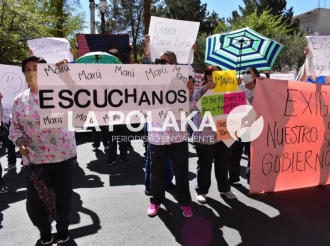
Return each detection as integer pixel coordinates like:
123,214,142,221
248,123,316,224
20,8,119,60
242,73,253,84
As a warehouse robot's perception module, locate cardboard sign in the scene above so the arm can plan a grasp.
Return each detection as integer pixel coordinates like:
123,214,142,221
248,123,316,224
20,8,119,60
37,64,189,128
148,16,200,64
213,70,238,93
216,118,241,140
195,70,249,145
28,37,70,63
250,79,330,194
0,65,28,119
305,36,330,76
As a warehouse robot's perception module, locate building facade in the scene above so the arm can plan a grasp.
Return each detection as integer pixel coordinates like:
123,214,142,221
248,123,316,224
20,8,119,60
294,8,330,35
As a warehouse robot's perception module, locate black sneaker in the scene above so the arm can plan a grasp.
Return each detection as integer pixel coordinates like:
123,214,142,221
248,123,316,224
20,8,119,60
0,186,8,194
106,159,116,165
127,144,134,151
229,178,240,185
145,189,151,196
57,229,69,244
120,159,129,164
40,228,53,245
166,183,176,190
4,164,16,171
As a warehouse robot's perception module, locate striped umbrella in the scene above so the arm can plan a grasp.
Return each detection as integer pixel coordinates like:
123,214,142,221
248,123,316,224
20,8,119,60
205,27,283,73
76,51,122,64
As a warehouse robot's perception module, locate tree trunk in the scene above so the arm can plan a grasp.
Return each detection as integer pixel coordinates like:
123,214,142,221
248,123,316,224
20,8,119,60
55,0,64,37
144,0,151,34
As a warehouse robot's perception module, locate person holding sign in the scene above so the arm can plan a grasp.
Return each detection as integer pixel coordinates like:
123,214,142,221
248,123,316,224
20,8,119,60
143,35,195,217
142,34,176,196
9,56,77,245
190,65,237,203
0,94,9,193
230,67,260,184
298,46,330,84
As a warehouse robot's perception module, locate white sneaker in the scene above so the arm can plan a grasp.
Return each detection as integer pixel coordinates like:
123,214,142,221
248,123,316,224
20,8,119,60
196,194,207,203
220,190,237,199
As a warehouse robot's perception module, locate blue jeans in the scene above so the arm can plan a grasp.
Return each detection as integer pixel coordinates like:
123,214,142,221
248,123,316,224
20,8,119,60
144,124,173,190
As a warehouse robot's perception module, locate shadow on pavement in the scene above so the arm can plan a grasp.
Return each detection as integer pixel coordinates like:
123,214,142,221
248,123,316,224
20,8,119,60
87,148,145,187
0,167,26,213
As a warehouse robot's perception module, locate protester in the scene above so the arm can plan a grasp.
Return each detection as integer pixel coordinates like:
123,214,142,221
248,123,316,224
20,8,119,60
0,92,17,171
230,66,260,184
91,126,109,152
297,46,330,84
107,125,129,165
0,161,8,193
0,93,9,193
9,56,77,245
143,35,194,217
142,35,176,196
190,65,236,203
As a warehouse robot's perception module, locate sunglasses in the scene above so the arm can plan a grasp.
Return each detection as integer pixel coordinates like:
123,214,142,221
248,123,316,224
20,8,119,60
242,71,254,75
154,58,173,65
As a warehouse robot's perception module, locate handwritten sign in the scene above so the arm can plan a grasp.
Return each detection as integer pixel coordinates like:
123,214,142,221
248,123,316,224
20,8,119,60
196,67,249,145
200,92,246,117
148,16,200,64
37,64,189,128
305,36,330,76
213,70,237,93
216,118,241,140
270,72,296,81
27,38,70,63
0,65,28,120
250,79,330,194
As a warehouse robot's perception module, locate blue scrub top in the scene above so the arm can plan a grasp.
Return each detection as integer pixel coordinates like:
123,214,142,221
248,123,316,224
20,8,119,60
306,76,326,84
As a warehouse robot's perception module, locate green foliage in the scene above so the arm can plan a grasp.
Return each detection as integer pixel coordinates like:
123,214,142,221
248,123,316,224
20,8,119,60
102,0,144,63
192,33,207,73
0,0,53,64
232,9,292,38
152,0,220,35
230,0,300,33
272,31,307,71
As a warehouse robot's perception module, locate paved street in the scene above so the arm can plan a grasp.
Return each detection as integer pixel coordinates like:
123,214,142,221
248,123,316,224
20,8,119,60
1,132,330,246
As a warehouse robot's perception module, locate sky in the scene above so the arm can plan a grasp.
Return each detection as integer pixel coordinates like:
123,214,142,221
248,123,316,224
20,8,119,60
81,0,329,33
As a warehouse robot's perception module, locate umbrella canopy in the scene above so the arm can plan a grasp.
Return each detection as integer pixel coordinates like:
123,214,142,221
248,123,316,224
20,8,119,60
205,27,283,73
76,51,122,64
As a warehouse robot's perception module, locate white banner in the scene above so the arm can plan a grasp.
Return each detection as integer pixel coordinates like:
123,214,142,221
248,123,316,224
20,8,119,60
28,37,71,63
148,16,200,64
0,65,28,119
270,72,296,81
38,64,190,128
306,36,330,76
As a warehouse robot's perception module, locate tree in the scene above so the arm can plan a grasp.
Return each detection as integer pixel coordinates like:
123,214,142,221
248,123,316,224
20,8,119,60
230,0,300,33
192,33,207,73
232,9,291,38
144,0,151,34
33,0,86,59
272,31,307,71
0,0,53,64
35,0,86,38
154,0,218,35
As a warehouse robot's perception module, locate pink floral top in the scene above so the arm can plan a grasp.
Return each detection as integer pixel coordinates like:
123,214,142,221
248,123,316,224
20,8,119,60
9,89,77,165
190,87,218,145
